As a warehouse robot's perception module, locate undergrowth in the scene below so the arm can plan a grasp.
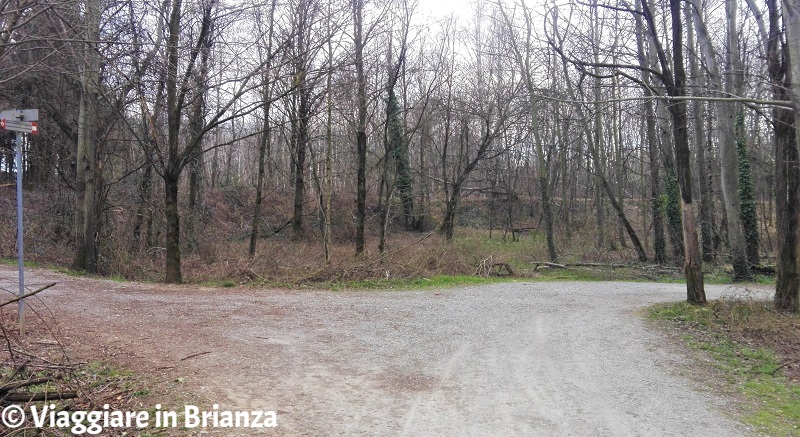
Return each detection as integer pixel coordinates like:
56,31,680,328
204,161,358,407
0,187,778,288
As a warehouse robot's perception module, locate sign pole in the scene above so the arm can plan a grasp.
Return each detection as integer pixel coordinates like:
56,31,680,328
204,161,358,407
15,131,25,336
0,109,40,337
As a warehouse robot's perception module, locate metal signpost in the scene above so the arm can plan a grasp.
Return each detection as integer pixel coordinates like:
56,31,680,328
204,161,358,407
1,109,39,335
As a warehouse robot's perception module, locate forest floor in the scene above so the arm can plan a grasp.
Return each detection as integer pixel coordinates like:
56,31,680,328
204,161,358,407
0,265,773,435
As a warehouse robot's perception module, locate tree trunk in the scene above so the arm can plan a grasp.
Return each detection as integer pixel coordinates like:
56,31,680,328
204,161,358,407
354,0,367,255
292,101,307,239
736,110,760,265
163,0,184,283
250,99,271,258
132,148,153,251
721,0,751,280
635,1,666,263
774,0,800,312
658,102,685,262
292,2,309,240
441,186,461,241
186,26,211,253
164,173,182,283
725,0,760,266
322,0,333,263
500,2,557,261
72,0,101,273
696,101,716,263
613,75,628,249
668,0,706,303
646,101,666,263
689,0,750,279
685,1,715,262
323,50,333,263
640,0,706,302
415,119,430,231
378,84,402,255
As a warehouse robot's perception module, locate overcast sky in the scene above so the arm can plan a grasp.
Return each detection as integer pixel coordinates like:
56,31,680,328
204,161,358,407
418,0,474,20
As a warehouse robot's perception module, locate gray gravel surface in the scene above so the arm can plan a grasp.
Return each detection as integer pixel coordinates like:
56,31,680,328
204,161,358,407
0,267,758,436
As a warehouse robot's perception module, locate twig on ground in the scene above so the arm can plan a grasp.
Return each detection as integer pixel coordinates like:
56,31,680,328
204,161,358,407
2,391,78,403
769,359,799,375
179,351,211,361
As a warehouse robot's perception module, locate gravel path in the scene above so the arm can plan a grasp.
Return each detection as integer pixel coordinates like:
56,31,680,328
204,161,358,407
1,267,757,435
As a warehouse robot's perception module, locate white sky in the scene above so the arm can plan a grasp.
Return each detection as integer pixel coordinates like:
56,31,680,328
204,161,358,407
417,0,474,20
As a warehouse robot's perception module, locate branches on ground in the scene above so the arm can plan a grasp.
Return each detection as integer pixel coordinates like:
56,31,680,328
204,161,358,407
0,283,56,309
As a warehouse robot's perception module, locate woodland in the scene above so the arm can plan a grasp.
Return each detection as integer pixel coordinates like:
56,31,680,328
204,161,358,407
0,0,799,312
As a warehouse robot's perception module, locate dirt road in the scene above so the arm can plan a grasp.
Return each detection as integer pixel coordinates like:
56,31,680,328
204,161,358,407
1,266,755,435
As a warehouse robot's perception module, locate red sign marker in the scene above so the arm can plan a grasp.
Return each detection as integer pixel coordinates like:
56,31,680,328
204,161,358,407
30,122,37,135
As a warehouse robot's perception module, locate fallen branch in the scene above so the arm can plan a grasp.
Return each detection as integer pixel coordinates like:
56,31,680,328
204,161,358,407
532,262,684,272
1,391,78,403
0,377,54,394
569,262,628,268
272,218,293,235
475,256,494,277
0,283,57,308
180,351,211,362
532,262,566,270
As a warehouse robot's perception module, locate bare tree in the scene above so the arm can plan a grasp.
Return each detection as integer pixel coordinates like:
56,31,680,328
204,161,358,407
635,0,666,263
498,1,558,262
72,0,101,273
685,0,715,263
689,0,750,280
548,2,648,262
132,0,283,282
774,0,800,311
438,8,520,240
353,0,367,255
637,0,706,302
249,0,278,258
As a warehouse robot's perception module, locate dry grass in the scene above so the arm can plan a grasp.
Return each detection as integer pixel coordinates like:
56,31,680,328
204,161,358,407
712,292,800,380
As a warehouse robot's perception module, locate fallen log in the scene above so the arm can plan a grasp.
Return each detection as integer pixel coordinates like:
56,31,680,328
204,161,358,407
568,262,628,268
532,262,567,270
750,265,776,275
2,391,78,403
0,377,54,394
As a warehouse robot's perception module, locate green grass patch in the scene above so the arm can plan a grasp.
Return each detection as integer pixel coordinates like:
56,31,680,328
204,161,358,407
0,257,42,269
196,279,238,288
328,275,515,291
701,270,775,286
75,362,136,389
648,301,800,436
